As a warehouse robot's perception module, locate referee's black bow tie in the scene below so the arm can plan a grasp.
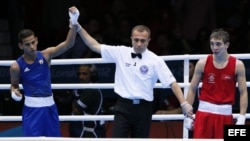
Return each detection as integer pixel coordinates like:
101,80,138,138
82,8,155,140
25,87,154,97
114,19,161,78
131,53,142,59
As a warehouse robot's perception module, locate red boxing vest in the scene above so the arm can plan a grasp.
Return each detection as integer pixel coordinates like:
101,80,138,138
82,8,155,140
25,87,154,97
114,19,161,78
199,55,236,104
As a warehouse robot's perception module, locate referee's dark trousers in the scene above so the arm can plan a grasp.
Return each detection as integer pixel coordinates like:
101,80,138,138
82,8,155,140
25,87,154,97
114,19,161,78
112,95,153,138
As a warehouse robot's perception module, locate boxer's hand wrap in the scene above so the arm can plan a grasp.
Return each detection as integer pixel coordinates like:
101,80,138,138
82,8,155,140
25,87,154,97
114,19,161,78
11,91,22,101
184,116,194,130
69,8,81,31
236,114,246,125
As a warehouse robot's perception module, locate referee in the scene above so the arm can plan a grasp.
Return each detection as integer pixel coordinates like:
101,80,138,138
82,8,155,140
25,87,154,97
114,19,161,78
72,6,193,138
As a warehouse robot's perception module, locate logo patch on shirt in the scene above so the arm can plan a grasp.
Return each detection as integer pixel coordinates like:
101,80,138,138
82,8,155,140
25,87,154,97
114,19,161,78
221,74,233,80
39,59,44,64
208,73,215,83
140,65,148,74
24,67,30,72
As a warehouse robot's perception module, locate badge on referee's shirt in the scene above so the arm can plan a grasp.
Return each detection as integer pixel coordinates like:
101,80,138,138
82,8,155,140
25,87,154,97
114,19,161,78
140,65,148,74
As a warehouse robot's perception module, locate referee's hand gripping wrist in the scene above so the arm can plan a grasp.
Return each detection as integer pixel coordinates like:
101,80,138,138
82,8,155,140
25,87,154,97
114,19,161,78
181,101,193,117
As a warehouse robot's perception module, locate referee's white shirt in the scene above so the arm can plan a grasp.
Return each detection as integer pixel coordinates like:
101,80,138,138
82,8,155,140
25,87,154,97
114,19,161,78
101,44,176,101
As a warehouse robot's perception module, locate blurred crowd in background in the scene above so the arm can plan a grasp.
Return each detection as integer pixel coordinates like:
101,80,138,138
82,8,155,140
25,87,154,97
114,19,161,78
0,0,250,60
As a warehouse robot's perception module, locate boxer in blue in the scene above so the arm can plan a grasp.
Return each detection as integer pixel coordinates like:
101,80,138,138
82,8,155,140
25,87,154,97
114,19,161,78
9,6,80,137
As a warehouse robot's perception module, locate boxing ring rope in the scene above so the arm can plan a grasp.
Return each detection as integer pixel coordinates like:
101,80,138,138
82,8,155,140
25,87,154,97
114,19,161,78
0,54,250,140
